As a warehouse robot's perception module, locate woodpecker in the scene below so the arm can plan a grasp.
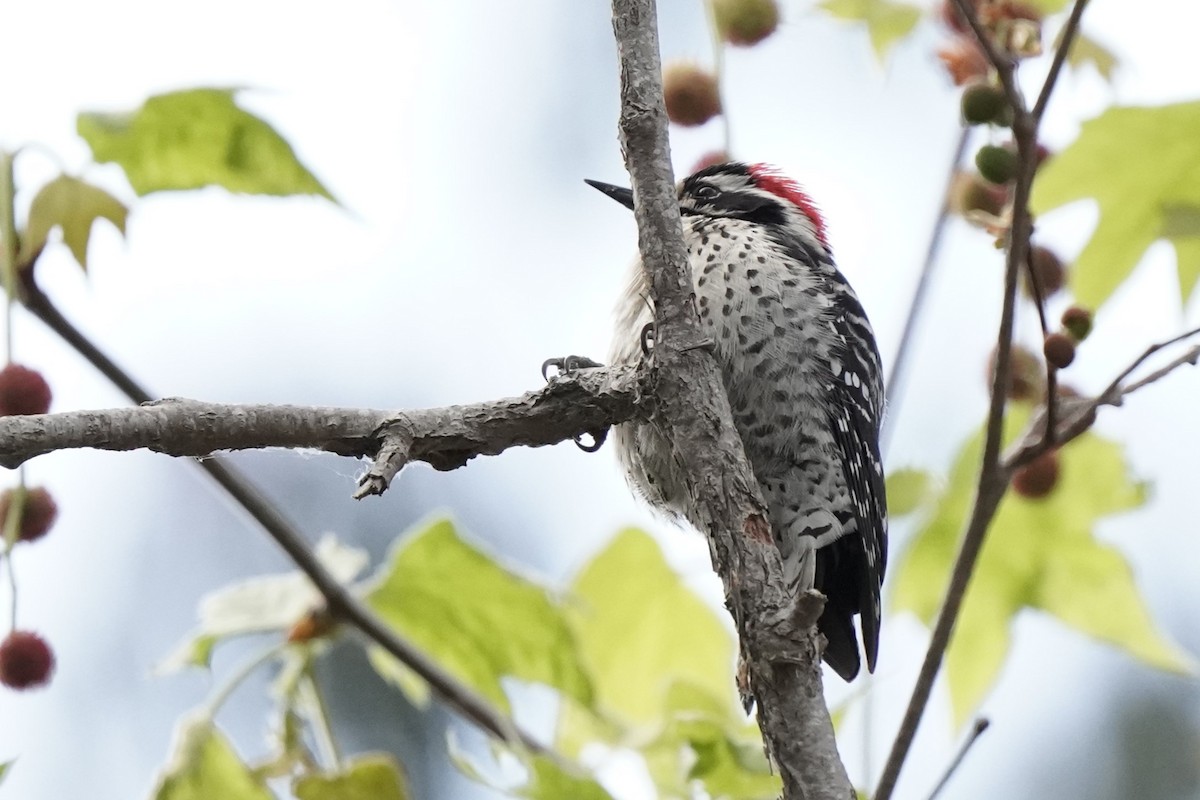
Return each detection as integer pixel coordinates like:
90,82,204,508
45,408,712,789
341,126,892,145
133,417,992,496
589,162,887,681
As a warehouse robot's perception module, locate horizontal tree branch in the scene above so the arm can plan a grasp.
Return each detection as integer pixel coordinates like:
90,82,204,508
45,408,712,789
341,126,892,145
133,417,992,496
0,365,646,472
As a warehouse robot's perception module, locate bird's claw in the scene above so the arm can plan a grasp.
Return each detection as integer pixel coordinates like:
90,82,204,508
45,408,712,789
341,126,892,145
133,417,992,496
540,355,609,453
573,427,609,453
541,355,604,382
640,323,656,357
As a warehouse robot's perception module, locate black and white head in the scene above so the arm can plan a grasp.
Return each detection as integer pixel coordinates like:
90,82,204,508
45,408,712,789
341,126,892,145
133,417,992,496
586,161,829,253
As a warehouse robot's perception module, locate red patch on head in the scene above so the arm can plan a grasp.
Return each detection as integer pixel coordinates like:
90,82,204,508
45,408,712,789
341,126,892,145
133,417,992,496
747,164,828,248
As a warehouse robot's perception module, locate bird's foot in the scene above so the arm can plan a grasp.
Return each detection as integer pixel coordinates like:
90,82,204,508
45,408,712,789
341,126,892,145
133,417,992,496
541,355,604,382
540,354,609,453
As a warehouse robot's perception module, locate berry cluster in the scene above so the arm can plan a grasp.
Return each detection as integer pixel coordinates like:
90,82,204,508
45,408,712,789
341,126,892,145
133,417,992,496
0,362,57,691
941,1,1101,501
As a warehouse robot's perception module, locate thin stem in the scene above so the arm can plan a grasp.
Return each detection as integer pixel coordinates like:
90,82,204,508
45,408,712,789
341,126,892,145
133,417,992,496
1005,326,1200,470
1032,0,1091,122
927,718,990,800
20,271,154,403
702,0,733,154
1020,244,1059,447
0,150,16,361
882,124,971,453
2,481,22,631
205,643,284,719
303,669,343,771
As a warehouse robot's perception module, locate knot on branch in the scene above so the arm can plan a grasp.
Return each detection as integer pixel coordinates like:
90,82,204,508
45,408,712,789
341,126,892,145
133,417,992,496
744,588,825,674
355,415,416,499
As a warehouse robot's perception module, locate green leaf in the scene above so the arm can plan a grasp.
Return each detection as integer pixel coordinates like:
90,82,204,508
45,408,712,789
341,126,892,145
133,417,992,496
893,417,1194,724
450,741,613,800
160,535,367,672
516,756,614,800
363,517,592,712
886,468,934,517
365,648,431,708
641,703,780,800
77,88,336,201
1066,33,1118,81
151,717,273,800
0,759,12,787
293,754,410,800
20,174,127,270
816,0,921,61
634,681,777,799
561,529,739,739
1023,0,1070,12
1031,102,1200,308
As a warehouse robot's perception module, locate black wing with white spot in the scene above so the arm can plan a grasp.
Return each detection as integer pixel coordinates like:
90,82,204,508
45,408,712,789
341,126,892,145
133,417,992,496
827,290,888,672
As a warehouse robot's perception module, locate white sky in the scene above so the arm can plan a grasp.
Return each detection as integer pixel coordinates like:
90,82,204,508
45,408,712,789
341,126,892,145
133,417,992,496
0,1,1197,799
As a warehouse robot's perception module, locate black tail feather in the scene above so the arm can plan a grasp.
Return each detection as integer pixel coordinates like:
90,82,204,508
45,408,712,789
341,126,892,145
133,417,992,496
819,596,861,681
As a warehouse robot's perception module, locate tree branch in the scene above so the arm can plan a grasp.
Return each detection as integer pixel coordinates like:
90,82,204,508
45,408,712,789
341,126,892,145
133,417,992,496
1006,327,1200,469
0,367,644,471
609,1,852,797
876,0,1054,794
10,269,645,752
1032,0,1091,122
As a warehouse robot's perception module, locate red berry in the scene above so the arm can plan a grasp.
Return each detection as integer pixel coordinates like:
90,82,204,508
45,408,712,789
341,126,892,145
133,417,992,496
1044,332,1076,369
0,631,54,690
989,344,1043,402
0,487,58,543
691,151,731,173
1022,246,1065,299
1034,143,1053,169
0,364,51,416
712,0,779,46
1013,450,1060,499
662,62,721,127
949,170,1007,218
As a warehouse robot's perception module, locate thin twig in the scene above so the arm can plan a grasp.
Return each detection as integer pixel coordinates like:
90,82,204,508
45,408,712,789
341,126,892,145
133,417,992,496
1032,0,1091,122
1119,343,1200,397
1005,328,1200,470
927,718,990,800
1020,246,1059,447
883,124,970,452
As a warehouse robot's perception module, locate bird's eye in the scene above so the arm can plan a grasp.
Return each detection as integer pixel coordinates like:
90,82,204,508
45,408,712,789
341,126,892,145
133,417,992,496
694,185,719,200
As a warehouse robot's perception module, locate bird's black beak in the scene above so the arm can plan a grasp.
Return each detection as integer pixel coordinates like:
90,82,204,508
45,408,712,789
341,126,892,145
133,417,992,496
585,179,635,210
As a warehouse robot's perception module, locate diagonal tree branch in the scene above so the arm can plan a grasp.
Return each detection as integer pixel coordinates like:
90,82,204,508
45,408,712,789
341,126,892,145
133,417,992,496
875,0,1067,796
10,270,645,753
1032,0,1091,122
609,1,852,797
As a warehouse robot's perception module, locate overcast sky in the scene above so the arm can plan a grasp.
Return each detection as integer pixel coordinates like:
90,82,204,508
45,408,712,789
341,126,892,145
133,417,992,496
0,1,1197,798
